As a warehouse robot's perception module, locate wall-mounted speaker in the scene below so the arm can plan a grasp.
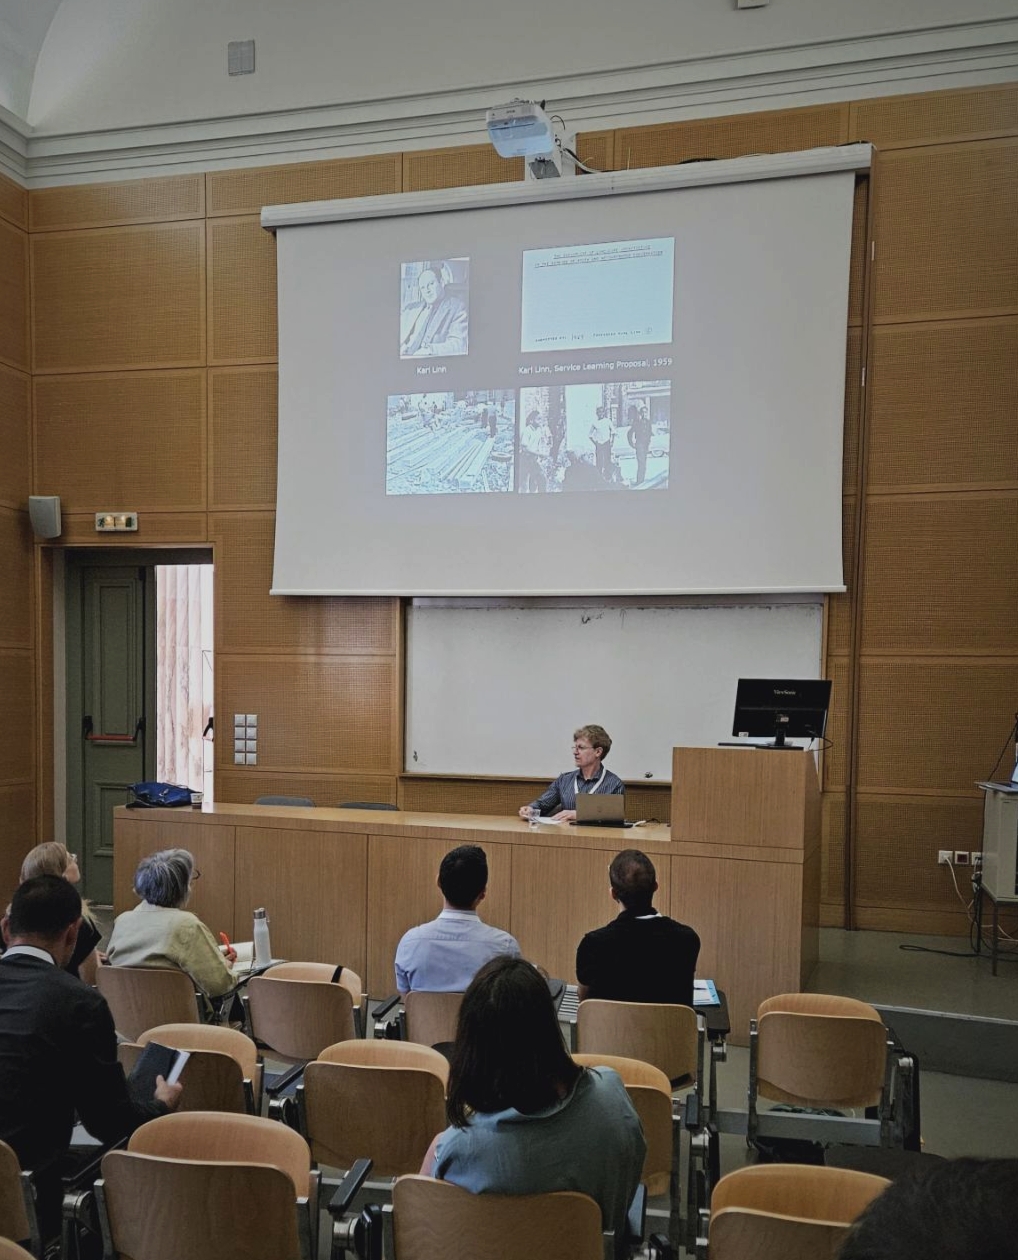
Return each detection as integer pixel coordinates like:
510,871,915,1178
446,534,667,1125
28,495,62,540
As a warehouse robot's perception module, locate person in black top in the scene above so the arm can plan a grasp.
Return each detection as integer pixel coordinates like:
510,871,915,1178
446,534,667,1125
0,876,182,1243
575,849,700,1007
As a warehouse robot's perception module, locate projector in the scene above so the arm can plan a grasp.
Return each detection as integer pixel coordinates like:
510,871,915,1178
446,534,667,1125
486,100,557,159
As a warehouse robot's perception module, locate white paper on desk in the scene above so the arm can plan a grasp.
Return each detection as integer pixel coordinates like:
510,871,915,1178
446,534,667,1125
533,816,564,824
228,941,255,975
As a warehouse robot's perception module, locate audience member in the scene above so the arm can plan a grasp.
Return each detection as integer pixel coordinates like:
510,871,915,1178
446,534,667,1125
106,848,235,1001
838,1157,1018,1260
395,845,519,994
519,724,624,822
18,842,102,982
0,876,181,1243
576,849,700,1006
422,956,645,1258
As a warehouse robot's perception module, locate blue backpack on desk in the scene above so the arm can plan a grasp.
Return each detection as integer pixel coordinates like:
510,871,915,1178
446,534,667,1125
127,781,193,808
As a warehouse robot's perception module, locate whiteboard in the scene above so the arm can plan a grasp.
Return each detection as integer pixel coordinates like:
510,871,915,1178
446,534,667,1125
406,599,824,780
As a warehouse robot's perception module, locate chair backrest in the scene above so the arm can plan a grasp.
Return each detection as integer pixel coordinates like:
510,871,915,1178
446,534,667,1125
0,1239,35,1260
96,965,201,1041
264,961,364,1015
392,1176,603,1260
127,1112,313,1197
709,1164,890,1260
303,1041,447,1176
136,1028,251,1118
0,1141,32,1250
254,795,315,807
403,990,463,1048
576,999,699,1084
572,1053,673,1196
338,801,397,810
100,1154,302,1260
755,993,887,1108
247,972,356,1060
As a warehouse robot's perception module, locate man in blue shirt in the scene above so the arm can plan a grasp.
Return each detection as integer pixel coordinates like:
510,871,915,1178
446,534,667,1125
394,845,520,993
519,724,625,822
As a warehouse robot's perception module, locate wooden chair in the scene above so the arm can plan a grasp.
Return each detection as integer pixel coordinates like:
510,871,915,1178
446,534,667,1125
391,1176,604,1260
96,965,202,1041
96,1112,319,1260
749,993,891,1147
573,1054,672,1197
708,1164,890,1260
576,999,704,1091
257,960,366,1038
0,1241,35,1260
300,1040,448,1178
137,1022,263,1113
402,990,463,1048
0,1141,40,1259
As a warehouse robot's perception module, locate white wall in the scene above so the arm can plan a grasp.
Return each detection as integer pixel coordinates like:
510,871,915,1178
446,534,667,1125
27,0,1018,133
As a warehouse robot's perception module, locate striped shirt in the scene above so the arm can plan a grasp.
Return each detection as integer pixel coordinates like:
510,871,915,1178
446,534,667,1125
529,766,625,816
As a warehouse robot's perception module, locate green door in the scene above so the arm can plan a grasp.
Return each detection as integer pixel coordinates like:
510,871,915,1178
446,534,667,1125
67,563,155,904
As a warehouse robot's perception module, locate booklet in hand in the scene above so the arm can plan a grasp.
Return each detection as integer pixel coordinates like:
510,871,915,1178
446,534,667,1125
128,1040,190,1102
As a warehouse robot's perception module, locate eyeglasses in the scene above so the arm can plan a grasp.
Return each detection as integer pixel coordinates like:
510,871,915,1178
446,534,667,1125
572,743,593,752
191,869,202,883
66,852,78,865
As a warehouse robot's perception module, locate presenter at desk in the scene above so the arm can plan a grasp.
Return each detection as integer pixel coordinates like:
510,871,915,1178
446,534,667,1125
519,724,624,823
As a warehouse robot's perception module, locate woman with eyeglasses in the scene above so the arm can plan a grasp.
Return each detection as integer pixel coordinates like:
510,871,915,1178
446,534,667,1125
518,723,625,823
16,842,103,982
106,848,235,1001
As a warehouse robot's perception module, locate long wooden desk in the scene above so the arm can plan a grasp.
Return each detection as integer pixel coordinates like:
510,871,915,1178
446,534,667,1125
113,749,820,1045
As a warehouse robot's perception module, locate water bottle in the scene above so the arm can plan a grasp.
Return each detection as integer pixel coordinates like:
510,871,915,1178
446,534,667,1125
253,907,272,967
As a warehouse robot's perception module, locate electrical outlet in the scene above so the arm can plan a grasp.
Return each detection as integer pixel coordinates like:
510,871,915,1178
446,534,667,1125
938,850,952,865
954,850,970,866
972,851,983,868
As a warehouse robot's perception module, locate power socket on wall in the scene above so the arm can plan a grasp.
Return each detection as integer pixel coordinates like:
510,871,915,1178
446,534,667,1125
938,850,953,865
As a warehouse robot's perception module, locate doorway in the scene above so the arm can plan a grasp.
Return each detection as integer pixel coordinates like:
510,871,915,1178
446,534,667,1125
64,549,213,904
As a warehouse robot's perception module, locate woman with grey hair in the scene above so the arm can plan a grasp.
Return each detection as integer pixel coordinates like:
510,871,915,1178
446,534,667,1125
106,848,234,998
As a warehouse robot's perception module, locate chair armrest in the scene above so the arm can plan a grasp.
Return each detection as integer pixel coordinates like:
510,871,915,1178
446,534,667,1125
328,1160,381,1260
372,994,404,1039
328,1159,373,1217
648,1233,676,1259
265,1063,305,1097
683,1091,701,1133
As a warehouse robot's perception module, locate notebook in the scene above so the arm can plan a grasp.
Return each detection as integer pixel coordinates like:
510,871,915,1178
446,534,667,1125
574,792,629,827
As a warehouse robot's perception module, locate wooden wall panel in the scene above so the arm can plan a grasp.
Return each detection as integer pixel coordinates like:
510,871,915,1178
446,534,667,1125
613,103,847,169
826,496,856,657
0,172,28,231
872,140,1018,323
0,219,29,371
0,784,35,897
234,826,367,972
210,512,398,655
853,795,984,908
397,776,672,822
822,656,850,791
855,662,1018,793
866,319,1018,489
0,365,30,509
216,770,397,808
0,652,34,783
846,178,869,329
575,131,614,174
821,791,846,909
860,495,1018,655
850,84,1018,149
29,174,204,232
402,144,522,192
31,222,205,372
207,153,401,217
0,510,32,649
217,656,399,774
57,513,208,546
34,371,206,511
207,216,277,364
208,367,277,510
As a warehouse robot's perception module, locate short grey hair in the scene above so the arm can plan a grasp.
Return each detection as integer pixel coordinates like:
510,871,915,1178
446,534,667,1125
134,848,194,908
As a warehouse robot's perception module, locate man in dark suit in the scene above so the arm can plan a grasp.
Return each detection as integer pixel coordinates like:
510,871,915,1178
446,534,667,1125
0,876,182,1244
575,849,701,1006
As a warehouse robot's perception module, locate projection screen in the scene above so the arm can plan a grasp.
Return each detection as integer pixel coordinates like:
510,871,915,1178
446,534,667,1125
266,147,868,596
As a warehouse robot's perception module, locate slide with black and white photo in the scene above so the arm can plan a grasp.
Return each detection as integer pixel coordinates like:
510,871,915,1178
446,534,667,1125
399,258,470,359
386,391,516,495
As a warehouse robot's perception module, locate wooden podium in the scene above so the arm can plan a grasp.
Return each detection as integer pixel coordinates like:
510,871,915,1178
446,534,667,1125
670,747,821,1045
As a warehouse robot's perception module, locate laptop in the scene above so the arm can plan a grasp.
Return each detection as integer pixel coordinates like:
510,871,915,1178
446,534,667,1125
977,759,1018,794
574,792,630,827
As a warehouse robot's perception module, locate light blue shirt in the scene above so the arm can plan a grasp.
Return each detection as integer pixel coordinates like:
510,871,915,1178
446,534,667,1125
394,908,520,993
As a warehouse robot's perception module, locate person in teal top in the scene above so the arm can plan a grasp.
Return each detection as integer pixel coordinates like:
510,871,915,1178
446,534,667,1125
423,956,646,1257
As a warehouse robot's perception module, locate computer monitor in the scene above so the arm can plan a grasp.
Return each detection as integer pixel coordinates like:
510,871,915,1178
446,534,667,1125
732,678,832,749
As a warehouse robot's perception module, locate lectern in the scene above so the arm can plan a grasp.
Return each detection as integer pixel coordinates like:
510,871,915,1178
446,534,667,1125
670,747,821,1045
